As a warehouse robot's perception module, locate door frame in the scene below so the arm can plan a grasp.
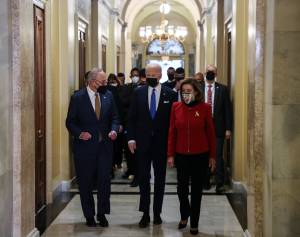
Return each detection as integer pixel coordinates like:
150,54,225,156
33,0,53,205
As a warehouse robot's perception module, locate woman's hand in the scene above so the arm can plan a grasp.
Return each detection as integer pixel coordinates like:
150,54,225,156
167,156,174,168
209,158,216,172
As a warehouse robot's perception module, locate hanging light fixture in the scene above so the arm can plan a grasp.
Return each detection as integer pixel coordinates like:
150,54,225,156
139,0,188,43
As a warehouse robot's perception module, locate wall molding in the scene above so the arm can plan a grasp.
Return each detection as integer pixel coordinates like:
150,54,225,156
26,228,40,237
33,0,47,9
52,177,76,200
243,229,252,237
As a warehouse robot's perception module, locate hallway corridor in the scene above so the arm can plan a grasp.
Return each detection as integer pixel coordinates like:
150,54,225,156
1,0,300,237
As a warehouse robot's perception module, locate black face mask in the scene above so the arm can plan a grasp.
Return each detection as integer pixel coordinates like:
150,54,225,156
206,71,216,81
146,77,159,88
168,74,175,81
98,86,107,94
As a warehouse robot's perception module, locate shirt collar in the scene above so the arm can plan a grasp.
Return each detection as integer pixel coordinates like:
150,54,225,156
87,85,97,96
205,81,215,88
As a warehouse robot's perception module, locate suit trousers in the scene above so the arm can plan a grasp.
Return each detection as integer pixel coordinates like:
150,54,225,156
137,147,167,215
215,137,225,186
74,141,112,218
175,153,209,228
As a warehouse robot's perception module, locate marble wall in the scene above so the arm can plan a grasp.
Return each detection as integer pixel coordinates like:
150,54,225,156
270,0,300,236
0,0,13,236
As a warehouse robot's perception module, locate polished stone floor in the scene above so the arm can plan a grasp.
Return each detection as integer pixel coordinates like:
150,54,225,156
42,195,243,237
42,167,244,236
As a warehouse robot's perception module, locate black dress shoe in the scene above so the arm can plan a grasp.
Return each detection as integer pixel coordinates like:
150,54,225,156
178,220,188,229
216,185,225,194
139,214,150,228
130,179,139,187
190,228,199,235
86,217,97,227
153,215,162,225
97,214,109,227
122,172,130,179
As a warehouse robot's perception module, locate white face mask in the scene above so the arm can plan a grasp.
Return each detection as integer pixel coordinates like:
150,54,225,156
181,93,195,104
110,83,118,87
131,76,139,84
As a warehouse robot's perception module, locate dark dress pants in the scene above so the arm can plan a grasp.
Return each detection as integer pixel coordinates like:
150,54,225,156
175,153,209,228
74,141,112,219
137,148,167,215
124,131,137,176
204,137,225,187
215,137,225,186
113,131,124,166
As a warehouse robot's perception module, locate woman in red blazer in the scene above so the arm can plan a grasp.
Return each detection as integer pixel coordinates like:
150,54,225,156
167,79,216,235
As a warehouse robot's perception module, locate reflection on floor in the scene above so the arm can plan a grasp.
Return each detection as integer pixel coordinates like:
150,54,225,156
40,167,245,236
42,194,244,237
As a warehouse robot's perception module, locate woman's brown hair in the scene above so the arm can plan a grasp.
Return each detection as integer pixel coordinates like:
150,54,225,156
180,78,204,102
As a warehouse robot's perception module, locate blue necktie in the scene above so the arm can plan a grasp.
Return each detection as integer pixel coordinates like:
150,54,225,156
150,88,156,119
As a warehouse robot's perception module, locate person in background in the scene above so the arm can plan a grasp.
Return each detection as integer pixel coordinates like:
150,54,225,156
202,65,232,194
167,79,216,235
194,72,205,86
66,68,119,227
107,74,124,174
118,68,140,187
173,67,186,101
127,64,177,228
162,67,176,89
138,68,147,86
117,72,125,86
130,67,140,85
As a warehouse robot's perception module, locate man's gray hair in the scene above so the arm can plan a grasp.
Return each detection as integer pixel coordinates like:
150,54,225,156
146,63,162,74
87,68,103,81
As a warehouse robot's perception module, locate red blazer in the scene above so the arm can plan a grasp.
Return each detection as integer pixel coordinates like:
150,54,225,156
168,102,216,159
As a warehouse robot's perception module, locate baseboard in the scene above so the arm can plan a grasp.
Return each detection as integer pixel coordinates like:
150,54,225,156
243,229,252,237
26,228,40,237
232,180,248,193
53,177,76,200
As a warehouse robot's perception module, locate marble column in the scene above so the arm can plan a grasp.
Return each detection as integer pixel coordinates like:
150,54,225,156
0,1,13,236
11,0,37,236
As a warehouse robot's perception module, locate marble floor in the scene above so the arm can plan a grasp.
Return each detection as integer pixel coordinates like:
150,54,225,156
42,194,244,237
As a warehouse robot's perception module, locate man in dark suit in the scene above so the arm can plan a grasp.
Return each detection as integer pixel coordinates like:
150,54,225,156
162,66,175,89
202,65,232,194
66,68,119,227
127,64,177,228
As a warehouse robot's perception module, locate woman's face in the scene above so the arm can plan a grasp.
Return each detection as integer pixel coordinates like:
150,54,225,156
181,84,196,104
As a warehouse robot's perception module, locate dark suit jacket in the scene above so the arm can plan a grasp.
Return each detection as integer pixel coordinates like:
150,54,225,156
202,82,232,137
127,85,177,155
66,87,119,156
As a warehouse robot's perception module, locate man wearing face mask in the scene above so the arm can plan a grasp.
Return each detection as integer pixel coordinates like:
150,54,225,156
202,65,232,194
162,67,176,89
117,68,140,186
66,68,119,227
107,74,124,174
173,67,186,101
127,64,177,228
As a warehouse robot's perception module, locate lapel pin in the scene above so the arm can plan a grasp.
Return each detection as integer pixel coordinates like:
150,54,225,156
195,111,200,117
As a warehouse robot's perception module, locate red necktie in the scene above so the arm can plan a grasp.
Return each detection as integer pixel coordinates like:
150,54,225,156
207,85,213,106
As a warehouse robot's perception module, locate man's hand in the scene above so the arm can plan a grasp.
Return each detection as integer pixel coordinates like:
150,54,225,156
167,156,174,168
79,132,92,141
108,131,117,141
128,141,136,154
209,158,216,172
225,130,231,140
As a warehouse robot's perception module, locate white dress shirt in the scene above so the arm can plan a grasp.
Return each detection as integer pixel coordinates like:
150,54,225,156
87,85,100,111
148,83,161,110
205,81,215,114
128,84,161,145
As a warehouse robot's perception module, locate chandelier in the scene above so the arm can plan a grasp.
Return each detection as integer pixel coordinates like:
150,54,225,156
139,0,188,43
